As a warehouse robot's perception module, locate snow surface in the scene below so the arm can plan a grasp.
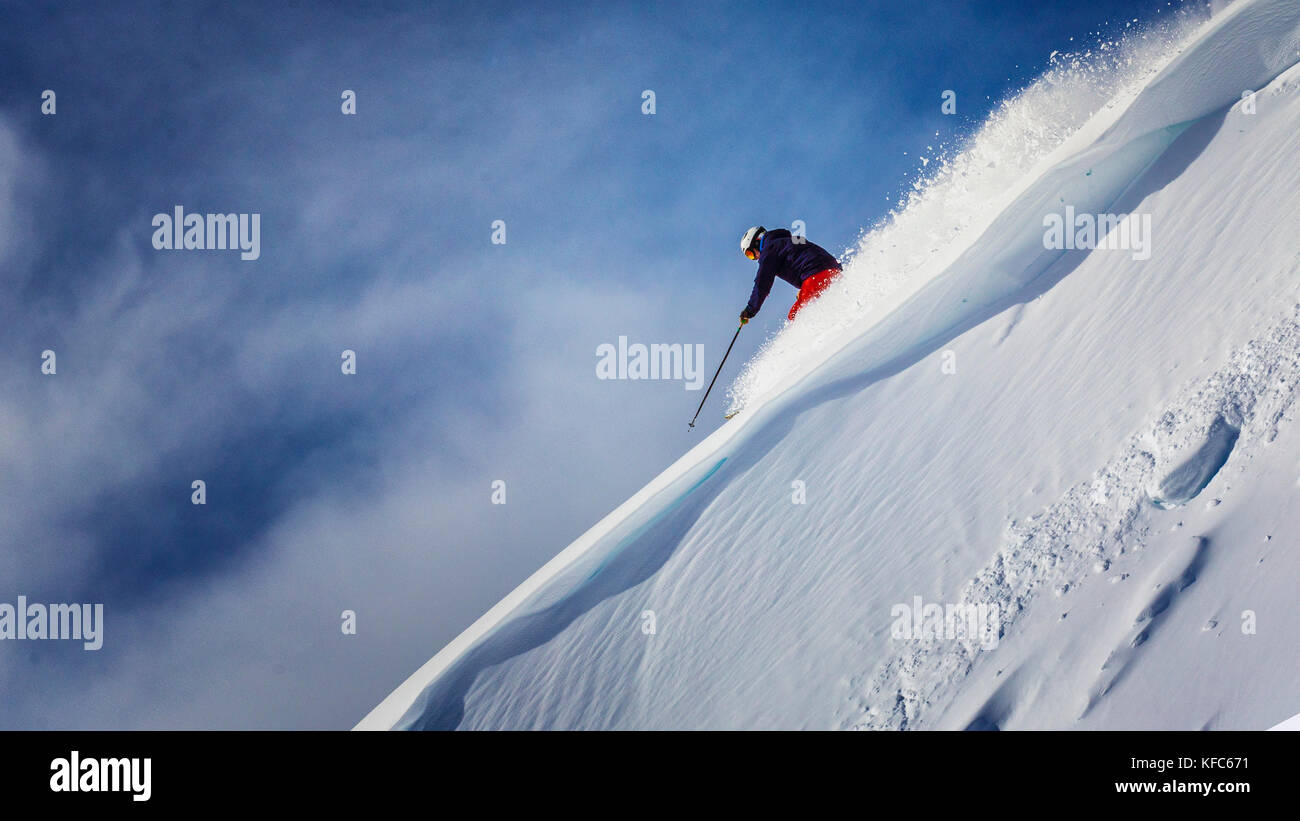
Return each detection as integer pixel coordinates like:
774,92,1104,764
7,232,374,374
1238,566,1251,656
360,0,1300,730
1272,711,1300,730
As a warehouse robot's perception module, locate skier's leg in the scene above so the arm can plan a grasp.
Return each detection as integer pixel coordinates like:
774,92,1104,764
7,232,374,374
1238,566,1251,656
788,268,841,321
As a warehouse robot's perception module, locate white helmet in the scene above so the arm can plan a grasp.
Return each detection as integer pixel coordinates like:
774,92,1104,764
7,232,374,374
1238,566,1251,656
740,226,765,258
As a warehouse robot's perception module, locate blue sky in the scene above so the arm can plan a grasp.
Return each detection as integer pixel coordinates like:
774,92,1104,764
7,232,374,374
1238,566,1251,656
0,0,1195,727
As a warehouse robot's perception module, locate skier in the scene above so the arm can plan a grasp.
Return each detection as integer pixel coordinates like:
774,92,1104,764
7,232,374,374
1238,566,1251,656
738,226,842,324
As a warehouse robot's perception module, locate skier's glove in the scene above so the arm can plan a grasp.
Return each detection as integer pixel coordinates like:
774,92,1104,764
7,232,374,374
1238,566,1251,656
739,308,752,326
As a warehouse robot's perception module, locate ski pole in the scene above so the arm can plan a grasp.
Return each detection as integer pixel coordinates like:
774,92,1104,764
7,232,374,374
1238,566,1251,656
688,323,743,429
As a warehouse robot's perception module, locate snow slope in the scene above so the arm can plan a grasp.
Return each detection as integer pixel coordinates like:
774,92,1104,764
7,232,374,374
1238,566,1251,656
1272,712,1300,730
360,0,1300,730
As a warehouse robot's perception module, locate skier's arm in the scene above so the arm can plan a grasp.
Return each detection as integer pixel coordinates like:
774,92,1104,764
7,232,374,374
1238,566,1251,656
743,254,779,318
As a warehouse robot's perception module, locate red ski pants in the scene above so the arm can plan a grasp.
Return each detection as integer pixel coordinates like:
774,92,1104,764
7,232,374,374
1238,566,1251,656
788,268,842,321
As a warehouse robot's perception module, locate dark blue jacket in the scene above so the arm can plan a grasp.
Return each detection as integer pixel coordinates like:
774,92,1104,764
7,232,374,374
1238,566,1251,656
743,229,841,317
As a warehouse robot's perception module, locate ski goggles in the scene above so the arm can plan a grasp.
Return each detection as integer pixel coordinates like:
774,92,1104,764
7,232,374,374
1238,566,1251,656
745,247,759,260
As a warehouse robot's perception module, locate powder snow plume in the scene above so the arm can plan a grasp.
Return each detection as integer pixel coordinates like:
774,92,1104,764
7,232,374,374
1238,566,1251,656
725,6,1208,417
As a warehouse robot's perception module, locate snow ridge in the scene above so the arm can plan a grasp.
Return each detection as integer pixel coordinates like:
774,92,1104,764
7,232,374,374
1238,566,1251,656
360,0,1300,732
